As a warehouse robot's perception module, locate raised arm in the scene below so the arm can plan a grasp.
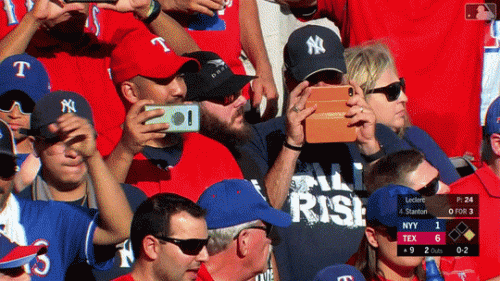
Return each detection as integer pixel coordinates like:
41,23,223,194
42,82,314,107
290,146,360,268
265,81,315,209
0,0,86,61
98,0,201,54
50,113,133,245
239,0,278,121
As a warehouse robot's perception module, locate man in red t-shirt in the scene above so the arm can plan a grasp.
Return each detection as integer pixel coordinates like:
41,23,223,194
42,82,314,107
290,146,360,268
275,0,485,160
107,30,243,201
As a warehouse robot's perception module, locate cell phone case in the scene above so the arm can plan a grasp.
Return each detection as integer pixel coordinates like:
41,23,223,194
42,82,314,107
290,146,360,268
305,86,356,143
144,104,200,133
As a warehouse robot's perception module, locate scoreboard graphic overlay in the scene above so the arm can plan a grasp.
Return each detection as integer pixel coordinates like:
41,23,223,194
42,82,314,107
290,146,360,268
397,194,479,256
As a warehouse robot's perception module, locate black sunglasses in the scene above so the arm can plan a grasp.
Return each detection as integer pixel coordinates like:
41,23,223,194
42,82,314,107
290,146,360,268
209,91,242,106
0,91,35,115
233,222,273,239
155,236,209,255
0,156,17,179
377,226,398,242
305,70,343,86
369,77,405,102
417,175,440,197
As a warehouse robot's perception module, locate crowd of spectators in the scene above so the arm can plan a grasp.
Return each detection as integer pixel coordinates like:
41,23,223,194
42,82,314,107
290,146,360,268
0,0,495,280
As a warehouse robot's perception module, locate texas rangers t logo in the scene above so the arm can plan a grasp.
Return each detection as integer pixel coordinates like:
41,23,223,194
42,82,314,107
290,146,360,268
61,99,77,113
151,37,170,53
306,35,326,55
13,61,31,78
337,276,354,281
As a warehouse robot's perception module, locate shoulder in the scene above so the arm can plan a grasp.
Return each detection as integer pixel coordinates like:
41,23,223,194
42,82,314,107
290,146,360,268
121,183,147,211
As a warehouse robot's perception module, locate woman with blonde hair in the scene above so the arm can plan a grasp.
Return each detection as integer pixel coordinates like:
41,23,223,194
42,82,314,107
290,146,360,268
344,43,460,185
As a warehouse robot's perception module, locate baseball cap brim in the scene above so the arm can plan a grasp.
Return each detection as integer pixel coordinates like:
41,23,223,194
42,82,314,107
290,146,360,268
291,58,346,82
255,207,292,228
186,73,256,101
141,58,200,81
0,245,47,269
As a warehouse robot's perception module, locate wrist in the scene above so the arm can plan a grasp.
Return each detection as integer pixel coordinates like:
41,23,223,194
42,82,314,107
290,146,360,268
360,148,385,163
283,140,302,151
136,0,162,24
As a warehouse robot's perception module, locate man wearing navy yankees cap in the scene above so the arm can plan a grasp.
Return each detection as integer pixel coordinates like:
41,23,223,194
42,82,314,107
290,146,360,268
0,91,135,280
195,179,291,281
0,233,47,280
0,54,51,192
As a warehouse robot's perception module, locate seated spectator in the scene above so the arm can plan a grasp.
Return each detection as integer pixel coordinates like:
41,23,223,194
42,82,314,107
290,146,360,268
0,233,47,280
344,43,460,185
0,0,201,158
107,30,243,200
353,184,426,281
196,179,291,281
362,149,479,280
0,54,50,192
243,25,407,281
0,117,132,280
449,96,500,280
365,149,450,195
313,264,366,281
113,193,209,281
16,91,147,280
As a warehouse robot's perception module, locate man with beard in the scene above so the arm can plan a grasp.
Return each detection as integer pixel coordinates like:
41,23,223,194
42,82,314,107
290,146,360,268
195,179,291,281
0,0,201,156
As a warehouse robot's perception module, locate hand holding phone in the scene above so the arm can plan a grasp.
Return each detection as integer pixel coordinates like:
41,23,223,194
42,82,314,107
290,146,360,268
305,85,356,143
144,104,200,133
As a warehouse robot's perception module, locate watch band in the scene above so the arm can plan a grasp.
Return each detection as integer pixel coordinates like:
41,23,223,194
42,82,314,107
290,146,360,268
283,140,303,151
361,148,385,163
142,0,162,24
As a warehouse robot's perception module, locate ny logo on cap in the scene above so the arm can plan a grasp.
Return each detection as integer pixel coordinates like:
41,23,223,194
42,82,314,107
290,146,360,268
496,117,500,123
151,37,170,53
61,99,77,113
337,276,354,281
207,59,226,68
306,35,326,55
12,61,31,78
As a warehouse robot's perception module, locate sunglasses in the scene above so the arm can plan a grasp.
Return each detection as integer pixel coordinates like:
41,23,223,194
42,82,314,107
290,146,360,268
417,175,440,197
234,222,273,239
305,71,343,86
0,157,17,179
0,92,35,115
368,77,405,102
209,91,242,106
155,236,209,255
377,226,398,242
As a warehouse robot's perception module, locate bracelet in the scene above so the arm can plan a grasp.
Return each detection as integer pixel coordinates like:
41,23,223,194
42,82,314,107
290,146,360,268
360,148,385,163
283,141,302,151
141,0,162,24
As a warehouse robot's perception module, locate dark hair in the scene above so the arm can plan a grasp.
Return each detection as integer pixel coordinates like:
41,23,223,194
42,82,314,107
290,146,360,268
130,193,206,259
353,223,425,281
364,149,425,194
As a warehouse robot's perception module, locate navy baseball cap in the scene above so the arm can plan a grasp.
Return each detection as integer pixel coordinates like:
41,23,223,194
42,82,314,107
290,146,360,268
367,184,433,228
26,91,94,139
0,119,16,158
284,25,346,82
183,51,256,102
0,234,47,269
197,179,291,229
0,54,50,103
485,96,500,135
313,264,366,281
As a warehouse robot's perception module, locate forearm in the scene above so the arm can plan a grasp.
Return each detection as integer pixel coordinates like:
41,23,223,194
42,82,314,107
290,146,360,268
104,142,136,183
0,12,41,61
147,11,200,55
264,144,300,209
88,152,133,245
239,0,272,78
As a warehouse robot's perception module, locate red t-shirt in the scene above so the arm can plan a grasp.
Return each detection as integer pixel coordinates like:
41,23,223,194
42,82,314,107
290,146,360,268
0,3,148,156
450,165,500,280
112,273,135,281
126,132,244,201
311,0,485,159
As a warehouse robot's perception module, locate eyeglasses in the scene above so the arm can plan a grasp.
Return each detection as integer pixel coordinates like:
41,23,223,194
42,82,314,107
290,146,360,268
417,175,440,197
368,77,405,102
233,222,273,239
155,236,209,255
209,91,242,106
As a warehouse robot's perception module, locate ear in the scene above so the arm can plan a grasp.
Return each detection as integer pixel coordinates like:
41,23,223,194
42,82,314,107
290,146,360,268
490,134,500,156
142,235,160,261
236,230,251,258
121,81,140,105
365,227,379,248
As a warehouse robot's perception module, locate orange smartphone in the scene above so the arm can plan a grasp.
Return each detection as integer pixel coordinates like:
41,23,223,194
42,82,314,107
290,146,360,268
305,85,356,143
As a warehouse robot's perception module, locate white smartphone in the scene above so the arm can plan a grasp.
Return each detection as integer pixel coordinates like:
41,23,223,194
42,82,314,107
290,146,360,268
144,104,200,133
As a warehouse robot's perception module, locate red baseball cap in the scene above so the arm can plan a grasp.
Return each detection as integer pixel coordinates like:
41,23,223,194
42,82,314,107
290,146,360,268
110,30,200,85
0,234,47,269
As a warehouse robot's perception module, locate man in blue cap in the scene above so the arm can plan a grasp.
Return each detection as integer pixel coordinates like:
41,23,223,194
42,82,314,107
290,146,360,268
0,54,50,192
196,179,291,281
